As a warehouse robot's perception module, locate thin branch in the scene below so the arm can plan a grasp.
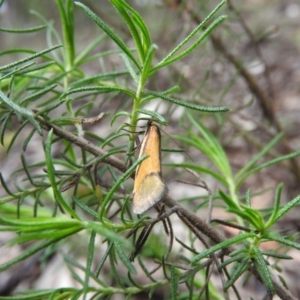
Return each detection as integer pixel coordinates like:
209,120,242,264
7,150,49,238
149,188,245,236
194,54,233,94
38,116,296,300
227,0,275,99
173,2,300,182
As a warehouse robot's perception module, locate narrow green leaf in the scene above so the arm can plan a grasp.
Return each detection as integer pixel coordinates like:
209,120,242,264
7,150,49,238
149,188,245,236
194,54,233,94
0,173,17,197
152,0,226,73
85,221,129,246
178,263,202,283
34,99,64,115
127,271,144,289
9,227,82,245
218,190,240,210
242,206,264,226
73,197,99,218
0,215,82,230
16,61,57,75
265,183,283,229
111,0,151,51
99,155,148,222
95,242,114,277
186,112,229,155
120,53,139,83
170,265,178,300
226,207,263,231
236,151,300,190
20,84,57,105
0,91,42,135
185,113,233,179
0,44,62,72
114,241,137,274
224,258,250,290
83,231,96,299
45,129,79,219
142,86,181,102
218,253,248,270
245,188,252,207
110,0,148,62
74,34,106,66
74,1,140,70
51,116,85,126
252,246,275,292
56,0,75,68
144,91,229,112
63,252,107,287
63,85,135,98
0,289,68,300
0,202,52,218
7,120,29,154
235,133,284,181
72,70,129,87
260,251,292,260
21,153,36,186
136,108,167,125
140,44,157,85
148,284,160,299
110,111,131,126
192,232,256,263
273,194,300,224
174,128,232,180
101,132,129,149
0,62,35,81
161,147,184,153
23,128,36,151
264,234,300,251
109,246,124,287
0,236,70,272
157,15,226,69
164,162,227,185
137,256,157,283
0,25,47,33
0,112,13,146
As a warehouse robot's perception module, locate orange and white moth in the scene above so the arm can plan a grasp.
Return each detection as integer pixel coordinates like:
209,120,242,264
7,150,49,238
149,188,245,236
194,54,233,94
132,121,168,214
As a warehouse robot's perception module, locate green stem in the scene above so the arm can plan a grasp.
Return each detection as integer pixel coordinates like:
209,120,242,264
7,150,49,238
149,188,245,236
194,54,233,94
56,0,75,72
128,75,144,160
227,178,244,226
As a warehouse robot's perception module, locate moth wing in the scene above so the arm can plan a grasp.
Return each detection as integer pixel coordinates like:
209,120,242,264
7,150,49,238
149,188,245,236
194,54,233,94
132,173,168,214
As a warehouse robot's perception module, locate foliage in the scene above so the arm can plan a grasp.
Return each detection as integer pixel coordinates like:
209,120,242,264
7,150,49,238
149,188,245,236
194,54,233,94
0,0,299,299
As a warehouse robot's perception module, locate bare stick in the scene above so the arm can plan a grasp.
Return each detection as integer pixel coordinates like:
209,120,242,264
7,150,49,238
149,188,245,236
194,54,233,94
38,116,296,300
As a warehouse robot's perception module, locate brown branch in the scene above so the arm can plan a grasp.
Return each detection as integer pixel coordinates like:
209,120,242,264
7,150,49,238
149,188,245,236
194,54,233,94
227,0,275,99
38,116,128,174
176,1,300,185
38,116,296,300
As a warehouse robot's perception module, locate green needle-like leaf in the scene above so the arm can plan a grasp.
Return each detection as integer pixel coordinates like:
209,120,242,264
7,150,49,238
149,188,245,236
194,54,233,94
45,129,79,219
75,1,140,70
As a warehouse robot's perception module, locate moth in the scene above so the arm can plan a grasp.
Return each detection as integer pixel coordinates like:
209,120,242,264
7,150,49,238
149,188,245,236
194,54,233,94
132,121,168,214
